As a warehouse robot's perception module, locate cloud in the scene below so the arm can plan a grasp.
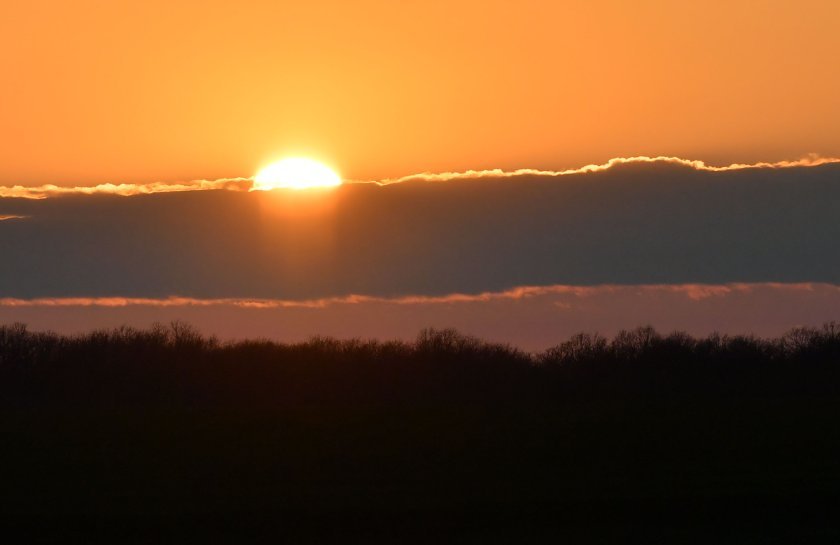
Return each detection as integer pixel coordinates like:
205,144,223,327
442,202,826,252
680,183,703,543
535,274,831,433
0,287,591,309
2,161,840,299
0,177,252,200
1,155,838,199
366,154,840,184
0,286,577,309
1,283,833,309
0,215,27,221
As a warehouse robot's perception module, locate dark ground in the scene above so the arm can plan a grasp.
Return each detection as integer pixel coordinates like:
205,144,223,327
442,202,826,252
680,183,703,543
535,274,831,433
2,323,839,543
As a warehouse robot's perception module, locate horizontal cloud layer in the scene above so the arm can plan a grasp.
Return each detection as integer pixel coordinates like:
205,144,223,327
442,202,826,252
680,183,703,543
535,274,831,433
0,177,251,200
2,160,840,299
1,282,832,309
3,283,838,350
376,154,840,185
1,155,838,199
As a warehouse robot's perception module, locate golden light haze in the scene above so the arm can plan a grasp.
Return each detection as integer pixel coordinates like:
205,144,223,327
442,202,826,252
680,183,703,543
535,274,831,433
252,158,342,191
2,0,839,186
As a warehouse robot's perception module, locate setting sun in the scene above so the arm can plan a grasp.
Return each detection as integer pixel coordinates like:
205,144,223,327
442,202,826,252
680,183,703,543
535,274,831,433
252,158,342,191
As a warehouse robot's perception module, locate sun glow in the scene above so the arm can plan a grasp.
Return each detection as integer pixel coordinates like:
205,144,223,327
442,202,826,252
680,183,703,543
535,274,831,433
252,158,342,191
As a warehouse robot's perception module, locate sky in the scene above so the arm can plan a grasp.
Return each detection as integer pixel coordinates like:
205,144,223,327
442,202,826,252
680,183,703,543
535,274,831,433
2,0,840,185
1,1,839,347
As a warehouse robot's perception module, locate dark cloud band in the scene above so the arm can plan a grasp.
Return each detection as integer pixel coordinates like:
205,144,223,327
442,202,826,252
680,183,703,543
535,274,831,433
2,160,839,299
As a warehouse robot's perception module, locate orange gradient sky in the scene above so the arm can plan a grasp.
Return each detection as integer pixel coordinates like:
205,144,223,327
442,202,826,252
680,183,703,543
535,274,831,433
2,0,839,186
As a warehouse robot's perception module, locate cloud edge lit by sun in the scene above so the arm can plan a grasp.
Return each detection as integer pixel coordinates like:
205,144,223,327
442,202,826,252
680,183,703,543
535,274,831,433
2,155,839,199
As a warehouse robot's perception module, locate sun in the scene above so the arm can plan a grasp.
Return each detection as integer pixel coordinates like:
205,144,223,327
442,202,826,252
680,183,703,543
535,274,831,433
252,158,342,191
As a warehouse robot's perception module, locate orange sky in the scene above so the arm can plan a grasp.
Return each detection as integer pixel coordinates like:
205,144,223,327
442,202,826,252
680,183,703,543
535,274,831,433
2,0,839,185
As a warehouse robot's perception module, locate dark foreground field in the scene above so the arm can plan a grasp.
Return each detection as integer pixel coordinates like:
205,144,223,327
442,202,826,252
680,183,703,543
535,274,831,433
2,322,840,543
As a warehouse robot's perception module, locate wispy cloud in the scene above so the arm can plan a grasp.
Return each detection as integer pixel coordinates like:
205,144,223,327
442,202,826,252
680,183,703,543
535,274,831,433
374,154,840,185
0,215,27,221
2,155,838,199
0,177,252,200
1,283,834,309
